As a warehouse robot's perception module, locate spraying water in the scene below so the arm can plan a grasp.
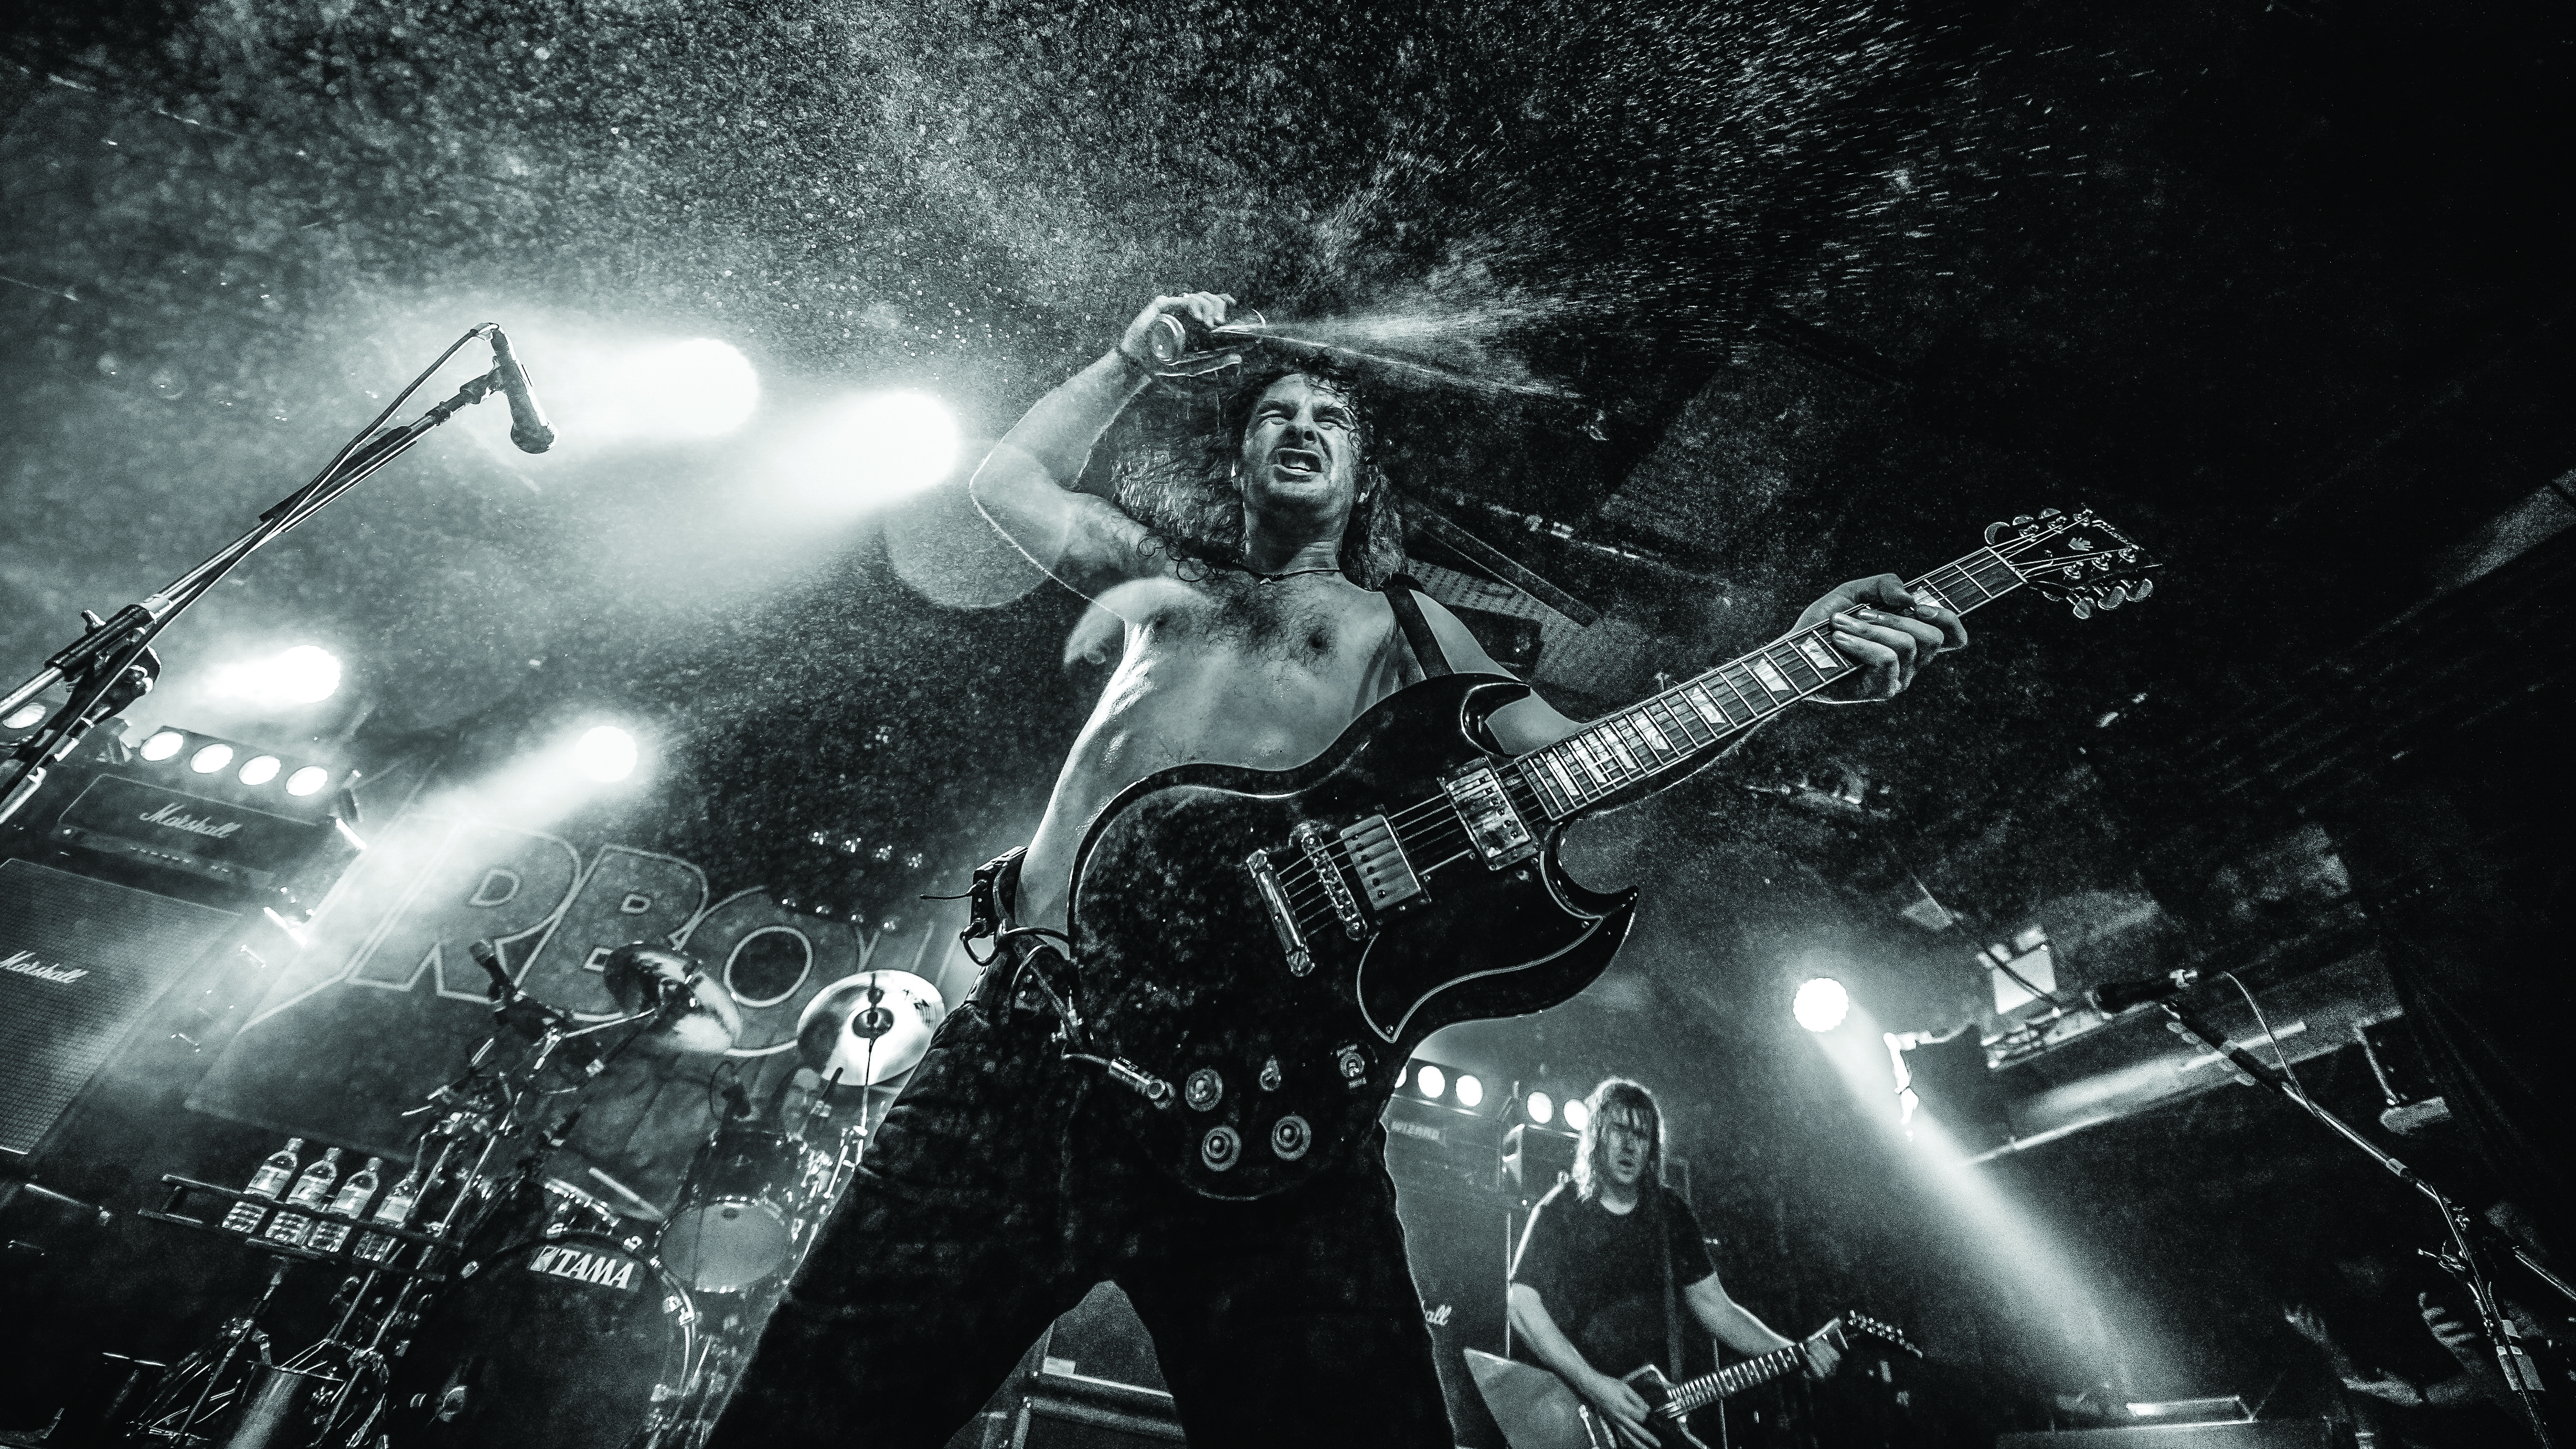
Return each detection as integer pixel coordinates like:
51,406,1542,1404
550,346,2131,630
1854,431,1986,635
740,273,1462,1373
1215,304,1585,401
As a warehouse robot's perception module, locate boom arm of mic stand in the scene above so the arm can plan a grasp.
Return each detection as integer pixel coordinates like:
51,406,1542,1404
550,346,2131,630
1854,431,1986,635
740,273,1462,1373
0,365,506,826
2163,1002,2561,1446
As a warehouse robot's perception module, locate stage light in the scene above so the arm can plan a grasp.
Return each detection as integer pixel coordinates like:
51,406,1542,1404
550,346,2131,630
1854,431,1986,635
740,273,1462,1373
141,729,187,761
1526,1091,1554,1125
634,338,759,438
238,755,281,785
1416,1064,1446,1100
571,725,639,783
1455,1073,1484,1108
270,645,341,703
286,765,331,797
839,390,959,502
215,645,341,706
189,742,235,774
3,703,43,730
1563,1097,1590,1132
1794,976,1851,1033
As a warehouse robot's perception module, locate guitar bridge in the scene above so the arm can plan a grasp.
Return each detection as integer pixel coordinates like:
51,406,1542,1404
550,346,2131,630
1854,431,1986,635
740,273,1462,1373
1441,765,1537,871
1292,820,1368,940
1338,815,1421,911
1244,848,1315,976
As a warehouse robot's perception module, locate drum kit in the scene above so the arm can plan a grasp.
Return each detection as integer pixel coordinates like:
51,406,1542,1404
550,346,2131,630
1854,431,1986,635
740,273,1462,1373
124,942,948,1449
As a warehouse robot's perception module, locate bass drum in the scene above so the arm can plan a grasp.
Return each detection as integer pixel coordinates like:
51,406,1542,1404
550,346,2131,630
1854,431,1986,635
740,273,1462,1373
390,1233,695,1448
658,1129,807,1294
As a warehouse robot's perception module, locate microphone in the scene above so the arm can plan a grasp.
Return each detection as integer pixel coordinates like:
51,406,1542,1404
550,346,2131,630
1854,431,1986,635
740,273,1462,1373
487,327,556,453
469,938,515,1002
2086,968,2200,1016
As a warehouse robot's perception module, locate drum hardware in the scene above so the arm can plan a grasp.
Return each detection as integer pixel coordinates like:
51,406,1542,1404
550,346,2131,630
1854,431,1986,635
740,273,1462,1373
124,941,661,1447
602,944,746,1058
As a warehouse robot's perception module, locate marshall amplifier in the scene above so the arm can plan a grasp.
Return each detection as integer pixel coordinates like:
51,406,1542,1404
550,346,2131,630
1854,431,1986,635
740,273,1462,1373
0,857,240,1156
35,728,343,892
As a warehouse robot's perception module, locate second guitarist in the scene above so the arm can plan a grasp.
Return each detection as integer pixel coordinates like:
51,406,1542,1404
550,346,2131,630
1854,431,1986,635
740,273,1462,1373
1511,1080,1844,1449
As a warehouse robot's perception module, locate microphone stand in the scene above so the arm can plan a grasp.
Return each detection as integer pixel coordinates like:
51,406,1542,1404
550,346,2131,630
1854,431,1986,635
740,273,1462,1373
0,325,522,827
2164,1000,2566,1446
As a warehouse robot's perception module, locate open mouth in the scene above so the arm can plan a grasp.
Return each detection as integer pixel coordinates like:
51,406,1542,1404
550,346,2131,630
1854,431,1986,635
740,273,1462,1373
1272,446,1325,477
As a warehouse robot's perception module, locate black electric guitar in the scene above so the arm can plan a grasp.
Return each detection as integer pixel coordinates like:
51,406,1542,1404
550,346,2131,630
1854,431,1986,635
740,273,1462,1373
1464,1312,1921,1449
1065,508,2157,1198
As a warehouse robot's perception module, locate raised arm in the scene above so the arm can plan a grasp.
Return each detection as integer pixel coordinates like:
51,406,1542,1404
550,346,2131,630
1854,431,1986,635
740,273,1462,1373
968,292,1234,604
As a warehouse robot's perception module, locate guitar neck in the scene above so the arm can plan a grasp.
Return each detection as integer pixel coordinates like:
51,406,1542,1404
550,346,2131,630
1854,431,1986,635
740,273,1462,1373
1510,547,2025,822
1660,1340,1812,1418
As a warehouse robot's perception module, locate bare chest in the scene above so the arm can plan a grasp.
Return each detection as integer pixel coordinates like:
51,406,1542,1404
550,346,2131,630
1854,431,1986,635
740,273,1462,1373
1094,577,1411,768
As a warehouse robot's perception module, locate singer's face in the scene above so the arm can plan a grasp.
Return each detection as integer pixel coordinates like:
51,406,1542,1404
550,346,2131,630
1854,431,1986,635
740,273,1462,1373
1236,373,1361,533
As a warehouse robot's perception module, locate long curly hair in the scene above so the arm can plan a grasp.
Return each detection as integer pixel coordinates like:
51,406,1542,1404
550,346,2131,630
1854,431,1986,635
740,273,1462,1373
1571,1078,1666,1203
1111,352,1405,587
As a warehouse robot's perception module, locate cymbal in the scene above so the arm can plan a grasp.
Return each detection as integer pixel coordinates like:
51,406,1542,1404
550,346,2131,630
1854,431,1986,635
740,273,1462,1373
796,971,945,1085
600,944,743,1057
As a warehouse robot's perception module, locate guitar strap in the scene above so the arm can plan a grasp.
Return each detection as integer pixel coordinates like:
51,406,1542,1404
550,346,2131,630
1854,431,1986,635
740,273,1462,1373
1659,1185,1686,1386
1382,574,1454,678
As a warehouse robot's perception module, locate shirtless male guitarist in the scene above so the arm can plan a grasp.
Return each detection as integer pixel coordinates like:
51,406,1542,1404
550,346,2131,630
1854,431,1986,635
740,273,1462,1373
704,291,1964,1448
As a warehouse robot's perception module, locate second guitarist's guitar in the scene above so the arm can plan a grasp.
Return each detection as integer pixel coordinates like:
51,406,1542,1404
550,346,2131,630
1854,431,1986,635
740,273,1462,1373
1464,1312,1920,1449
1057,508,2158,1198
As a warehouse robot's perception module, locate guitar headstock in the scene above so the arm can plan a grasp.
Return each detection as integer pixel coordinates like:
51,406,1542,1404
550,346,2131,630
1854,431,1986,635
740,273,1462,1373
1987,506,2161,619
1835,1309,1924,1358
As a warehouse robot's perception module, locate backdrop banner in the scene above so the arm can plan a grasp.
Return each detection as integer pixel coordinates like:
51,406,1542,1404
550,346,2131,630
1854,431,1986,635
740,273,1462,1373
187,806,952,1198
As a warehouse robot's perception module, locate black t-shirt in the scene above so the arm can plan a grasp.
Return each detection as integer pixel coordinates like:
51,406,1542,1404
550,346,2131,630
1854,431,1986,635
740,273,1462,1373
1511,1181,1715,1377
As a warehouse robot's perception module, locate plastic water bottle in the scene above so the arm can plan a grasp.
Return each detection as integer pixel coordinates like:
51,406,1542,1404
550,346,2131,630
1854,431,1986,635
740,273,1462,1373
246,1138,303,1198
310,1156,380,1254
223,1137,302,1233
354,1165,421,1263
264,1147,341,1247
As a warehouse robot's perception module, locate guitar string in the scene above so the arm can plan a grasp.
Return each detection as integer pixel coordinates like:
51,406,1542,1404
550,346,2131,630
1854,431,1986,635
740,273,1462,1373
1267,545,2069,918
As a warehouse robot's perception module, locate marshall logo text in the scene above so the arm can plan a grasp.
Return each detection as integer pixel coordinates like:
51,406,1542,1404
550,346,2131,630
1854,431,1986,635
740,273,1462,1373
137,803,246,840
527,1244,639,1291
2,949,90,985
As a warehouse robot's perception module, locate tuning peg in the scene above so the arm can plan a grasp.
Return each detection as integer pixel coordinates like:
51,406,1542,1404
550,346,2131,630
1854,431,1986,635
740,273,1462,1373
2070,598,2094,620
2132,577,2155,601
2012,514,2034,526
2097,584,2127,609
2038,507,2062,518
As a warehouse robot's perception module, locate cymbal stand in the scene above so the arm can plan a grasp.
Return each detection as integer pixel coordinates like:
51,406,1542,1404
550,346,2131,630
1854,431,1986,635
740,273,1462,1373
2166,1001,2566,1447
129,1257,295,1446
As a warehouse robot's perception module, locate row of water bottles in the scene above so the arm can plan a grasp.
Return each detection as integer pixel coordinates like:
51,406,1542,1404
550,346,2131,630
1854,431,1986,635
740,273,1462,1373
220,1137,424,1261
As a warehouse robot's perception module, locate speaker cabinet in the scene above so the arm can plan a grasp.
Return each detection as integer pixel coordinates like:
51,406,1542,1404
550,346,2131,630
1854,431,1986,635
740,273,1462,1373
0,858,238,1158
1011,1397,1188,1448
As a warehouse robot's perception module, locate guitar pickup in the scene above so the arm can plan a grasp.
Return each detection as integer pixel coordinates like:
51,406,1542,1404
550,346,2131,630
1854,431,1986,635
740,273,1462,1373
1442,765,1537,871
1338,815,1421,911
1244,848,1315,976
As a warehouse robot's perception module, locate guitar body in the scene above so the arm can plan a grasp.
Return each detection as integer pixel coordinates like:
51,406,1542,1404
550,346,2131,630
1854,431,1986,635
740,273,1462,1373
1064,508,2158,1198
1067,672,1637,1199
1463,1353,1707,1449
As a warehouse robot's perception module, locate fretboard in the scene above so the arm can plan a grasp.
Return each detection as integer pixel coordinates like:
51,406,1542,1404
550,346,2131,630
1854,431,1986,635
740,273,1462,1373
1511,547,2025,820
1665,1341,1809,1416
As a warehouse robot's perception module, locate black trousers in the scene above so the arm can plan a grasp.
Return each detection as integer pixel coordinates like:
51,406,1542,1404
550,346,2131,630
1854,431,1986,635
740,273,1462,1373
703,988,1455,1447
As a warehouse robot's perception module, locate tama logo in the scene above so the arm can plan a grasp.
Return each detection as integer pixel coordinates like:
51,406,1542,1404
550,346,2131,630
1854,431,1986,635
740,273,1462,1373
137,803,245,840
527,1244,638,1290
3,950,89,985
